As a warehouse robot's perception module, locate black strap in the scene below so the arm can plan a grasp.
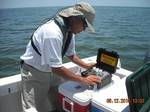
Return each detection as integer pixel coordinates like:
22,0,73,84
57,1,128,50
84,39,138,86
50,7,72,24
54,17,72,57
31,35,41,56
54,18,66,39
62,31,72,57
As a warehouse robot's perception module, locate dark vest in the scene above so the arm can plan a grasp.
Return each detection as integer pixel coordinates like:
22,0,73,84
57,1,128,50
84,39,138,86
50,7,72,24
31,15,72,58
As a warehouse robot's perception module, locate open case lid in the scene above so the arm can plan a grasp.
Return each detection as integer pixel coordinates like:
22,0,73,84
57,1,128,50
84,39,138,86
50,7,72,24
96,48,119,74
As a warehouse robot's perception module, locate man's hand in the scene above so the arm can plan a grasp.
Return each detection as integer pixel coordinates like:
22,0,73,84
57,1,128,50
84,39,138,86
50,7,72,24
52,66,100,86
79,75,101,85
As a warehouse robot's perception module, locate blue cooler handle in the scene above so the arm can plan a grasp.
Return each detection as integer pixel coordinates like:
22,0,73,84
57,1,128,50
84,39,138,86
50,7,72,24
63,97,74,112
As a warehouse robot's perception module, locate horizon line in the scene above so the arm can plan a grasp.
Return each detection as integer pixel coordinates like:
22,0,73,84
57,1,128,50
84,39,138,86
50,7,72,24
0,5,150,10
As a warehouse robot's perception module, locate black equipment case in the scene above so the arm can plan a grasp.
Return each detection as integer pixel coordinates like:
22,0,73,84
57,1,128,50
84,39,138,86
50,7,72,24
81,48,119,89
96,48,119,74
126,62,150,112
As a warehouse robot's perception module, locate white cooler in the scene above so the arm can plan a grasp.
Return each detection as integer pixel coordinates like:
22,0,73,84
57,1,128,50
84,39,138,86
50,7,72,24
58,73,123,112
91,78,130,112
58,81,93,112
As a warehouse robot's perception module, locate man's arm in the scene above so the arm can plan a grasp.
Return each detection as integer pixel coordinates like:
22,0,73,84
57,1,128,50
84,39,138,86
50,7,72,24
52,66,100,85
67,55,96,69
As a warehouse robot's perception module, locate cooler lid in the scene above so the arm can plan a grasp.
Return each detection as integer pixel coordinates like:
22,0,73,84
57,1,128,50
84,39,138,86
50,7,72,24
92,78,128,112
58,81,92,106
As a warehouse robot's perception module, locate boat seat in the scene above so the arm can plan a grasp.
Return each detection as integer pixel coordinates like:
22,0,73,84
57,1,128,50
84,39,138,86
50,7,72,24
126,62,150,112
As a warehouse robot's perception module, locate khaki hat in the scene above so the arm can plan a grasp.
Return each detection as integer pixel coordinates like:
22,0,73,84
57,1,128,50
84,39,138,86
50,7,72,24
58,2,95,33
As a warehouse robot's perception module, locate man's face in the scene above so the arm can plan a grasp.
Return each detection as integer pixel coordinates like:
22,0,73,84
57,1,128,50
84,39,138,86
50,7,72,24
68,16,86,34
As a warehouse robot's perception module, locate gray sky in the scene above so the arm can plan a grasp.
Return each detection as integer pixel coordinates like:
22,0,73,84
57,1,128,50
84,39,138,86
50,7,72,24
0,0,150,9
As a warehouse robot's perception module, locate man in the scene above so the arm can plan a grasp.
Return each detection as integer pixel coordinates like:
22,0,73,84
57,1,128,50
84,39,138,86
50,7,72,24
20,2,100,112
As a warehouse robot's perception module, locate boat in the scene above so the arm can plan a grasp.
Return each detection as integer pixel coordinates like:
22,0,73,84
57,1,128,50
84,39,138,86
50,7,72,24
0,56,134,112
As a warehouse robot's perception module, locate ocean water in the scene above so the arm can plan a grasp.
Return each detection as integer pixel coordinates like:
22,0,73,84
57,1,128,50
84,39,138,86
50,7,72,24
0,6,150,78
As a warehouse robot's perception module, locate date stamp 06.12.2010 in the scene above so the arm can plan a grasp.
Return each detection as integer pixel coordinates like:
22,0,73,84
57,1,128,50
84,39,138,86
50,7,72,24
106,98,144,104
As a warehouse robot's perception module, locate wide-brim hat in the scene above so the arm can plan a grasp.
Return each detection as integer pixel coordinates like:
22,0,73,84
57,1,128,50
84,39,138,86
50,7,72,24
58,2,95,33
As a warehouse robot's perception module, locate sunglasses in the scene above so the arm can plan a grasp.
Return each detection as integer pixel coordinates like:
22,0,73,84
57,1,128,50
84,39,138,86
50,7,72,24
79,15,88,30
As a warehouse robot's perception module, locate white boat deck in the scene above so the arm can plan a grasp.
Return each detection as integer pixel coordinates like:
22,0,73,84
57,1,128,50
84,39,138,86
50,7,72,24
0,56,133,112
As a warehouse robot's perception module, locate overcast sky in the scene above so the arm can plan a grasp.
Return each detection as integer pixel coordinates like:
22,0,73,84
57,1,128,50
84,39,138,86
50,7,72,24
0,0,150,9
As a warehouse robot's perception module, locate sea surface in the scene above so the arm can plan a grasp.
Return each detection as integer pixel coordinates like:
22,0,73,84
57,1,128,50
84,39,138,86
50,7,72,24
0,6,150,78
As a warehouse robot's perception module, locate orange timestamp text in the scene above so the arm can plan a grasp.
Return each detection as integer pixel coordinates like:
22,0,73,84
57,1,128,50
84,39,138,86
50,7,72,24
106,98,144,104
